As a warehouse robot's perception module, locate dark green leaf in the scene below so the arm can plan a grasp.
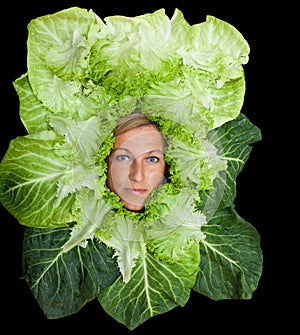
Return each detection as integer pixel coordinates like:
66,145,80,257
193,207,263,299
198,113,262,218
22,227,119,318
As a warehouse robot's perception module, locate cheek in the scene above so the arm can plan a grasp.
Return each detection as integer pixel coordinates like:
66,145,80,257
148,168,166,189
106,170,115,193
107,163,128,191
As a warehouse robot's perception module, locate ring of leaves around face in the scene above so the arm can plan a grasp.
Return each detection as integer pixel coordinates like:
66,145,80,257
0,7,262,330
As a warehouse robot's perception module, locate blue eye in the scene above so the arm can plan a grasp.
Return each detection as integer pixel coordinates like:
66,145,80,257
116,154,130,161
147,156,159,163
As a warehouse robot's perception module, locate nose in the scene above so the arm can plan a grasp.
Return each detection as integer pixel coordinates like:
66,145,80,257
129,158,145,182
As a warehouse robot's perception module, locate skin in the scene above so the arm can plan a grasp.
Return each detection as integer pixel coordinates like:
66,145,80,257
106,125,166,211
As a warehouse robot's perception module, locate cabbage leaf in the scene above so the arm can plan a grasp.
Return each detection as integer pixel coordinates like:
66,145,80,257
0,7,262,330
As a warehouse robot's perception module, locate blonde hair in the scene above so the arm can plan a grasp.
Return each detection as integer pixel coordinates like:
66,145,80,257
114,110,160,137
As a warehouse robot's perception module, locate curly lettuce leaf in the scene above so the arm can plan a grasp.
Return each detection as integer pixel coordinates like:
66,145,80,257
96,216,146,283
24,7,249,130
61,189,111,252
166,136,227,188
21,205,261,329
26,7,104,114
49,115,104,163
17,112,262,330
0,6,262,331
146,189,206,261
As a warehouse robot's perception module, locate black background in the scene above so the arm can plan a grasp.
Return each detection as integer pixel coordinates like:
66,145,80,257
1,1,283,333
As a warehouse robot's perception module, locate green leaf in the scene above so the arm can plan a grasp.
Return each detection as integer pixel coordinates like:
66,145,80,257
22,226,119,318
49,115,106,164
98,242,199,330
0,6,263,330
193,207,263,299
62,189,112,252
146,188,206,262
96,216,147,284
13,73,49,134
27,7,104,115
198,113,262,219
0,134,75,227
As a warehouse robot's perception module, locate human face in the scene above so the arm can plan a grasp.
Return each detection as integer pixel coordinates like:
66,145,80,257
107,125,166,211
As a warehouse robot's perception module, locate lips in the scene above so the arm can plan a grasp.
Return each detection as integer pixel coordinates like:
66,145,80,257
125,188,148,195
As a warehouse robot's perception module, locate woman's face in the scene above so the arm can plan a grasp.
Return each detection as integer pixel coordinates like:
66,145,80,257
107,125,166,211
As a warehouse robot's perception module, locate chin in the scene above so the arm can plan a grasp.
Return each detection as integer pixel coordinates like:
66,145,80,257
123,202,145,212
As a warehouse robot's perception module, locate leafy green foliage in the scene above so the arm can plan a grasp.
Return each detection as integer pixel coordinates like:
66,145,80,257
0,7,263,330
22,227,119,318
195,207,262,300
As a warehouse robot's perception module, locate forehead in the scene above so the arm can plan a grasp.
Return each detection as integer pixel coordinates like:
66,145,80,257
113,125,164,153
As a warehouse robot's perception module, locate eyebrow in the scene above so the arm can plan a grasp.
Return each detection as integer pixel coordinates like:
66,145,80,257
112,148,164,155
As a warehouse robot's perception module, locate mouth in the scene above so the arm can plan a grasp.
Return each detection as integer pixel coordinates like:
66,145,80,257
125,188,148,196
